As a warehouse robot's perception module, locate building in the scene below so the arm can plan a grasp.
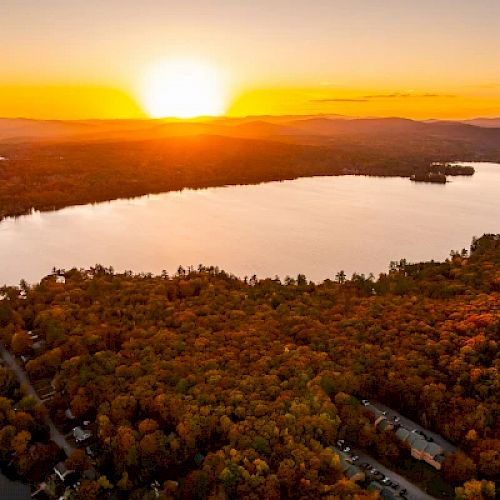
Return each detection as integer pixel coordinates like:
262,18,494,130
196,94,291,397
365,404,394,431
65,408,76,420
73,426,92,442
32,340,46,353
55,275,66,284
395,428,445,469
331,448,365,483
54,462,74,481
377,417,395,432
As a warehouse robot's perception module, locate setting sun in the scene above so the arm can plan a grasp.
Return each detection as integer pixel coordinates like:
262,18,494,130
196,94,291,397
140,59,227,119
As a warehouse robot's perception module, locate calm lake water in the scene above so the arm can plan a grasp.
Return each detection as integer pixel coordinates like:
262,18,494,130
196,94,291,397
1,162,499,286
0,471,30,499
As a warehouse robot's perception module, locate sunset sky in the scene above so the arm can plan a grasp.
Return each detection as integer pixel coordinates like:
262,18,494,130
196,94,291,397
1,0,500,119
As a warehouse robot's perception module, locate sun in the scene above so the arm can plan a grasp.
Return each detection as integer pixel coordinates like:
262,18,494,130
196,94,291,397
141,59,227,119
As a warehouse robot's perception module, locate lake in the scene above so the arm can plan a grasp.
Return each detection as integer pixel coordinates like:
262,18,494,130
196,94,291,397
0,162,499,286
0,470,30,499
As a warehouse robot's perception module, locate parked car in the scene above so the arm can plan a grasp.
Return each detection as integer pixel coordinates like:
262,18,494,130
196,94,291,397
361,399,370,406
351,455,359,462
344,446,351,452
393,416,400,423
382,476,391,484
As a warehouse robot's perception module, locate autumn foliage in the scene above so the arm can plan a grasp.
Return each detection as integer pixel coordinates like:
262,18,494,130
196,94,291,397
0,234,498,498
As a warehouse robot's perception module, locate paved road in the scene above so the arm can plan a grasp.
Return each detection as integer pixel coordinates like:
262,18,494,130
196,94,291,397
365,401,458,454
0,344,75,457
352,447,436,500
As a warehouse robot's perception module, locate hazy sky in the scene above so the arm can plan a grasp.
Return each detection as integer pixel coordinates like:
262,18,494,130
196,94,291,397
1,0,500,118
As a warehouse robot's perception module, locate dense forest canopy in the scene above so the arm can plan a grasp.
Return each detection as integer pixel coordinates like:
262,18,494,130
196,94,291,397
0,235,498,498
1,116,500,220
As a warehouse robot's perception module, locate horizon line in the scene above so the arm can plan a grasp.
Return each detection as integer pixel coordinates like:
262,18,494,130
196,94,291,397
1,114,499,123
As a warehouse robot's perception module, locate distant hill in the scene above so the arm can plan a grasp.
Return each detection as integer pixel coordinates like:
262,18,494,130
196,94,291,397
2,115,500,145
461,117,500,128
1,115,500,220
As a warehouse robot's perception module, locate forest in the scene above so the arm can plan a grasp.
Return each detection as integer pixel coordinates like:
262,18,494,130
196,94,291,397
1,116,500,221
0,235,498,498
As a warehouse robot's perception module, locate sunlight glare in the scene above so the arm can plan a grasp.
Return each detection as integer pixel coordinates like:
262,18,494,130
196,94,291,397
141,59,227,118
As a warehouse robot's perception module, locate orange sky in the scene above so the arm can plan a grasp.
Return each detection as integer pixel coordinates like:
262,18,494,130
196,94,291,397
1,1,499,119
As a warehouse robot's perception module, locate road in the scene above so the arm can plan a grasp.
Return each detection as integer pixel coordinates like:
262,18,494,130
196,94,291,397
352,447,436,500
365,401,458,454
0,343,75,457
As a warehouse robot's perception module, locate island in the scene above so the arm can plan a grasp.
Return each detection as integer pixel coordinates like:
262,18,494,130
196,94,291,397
410,163,476,183
429,163,475,176
410,172,447,183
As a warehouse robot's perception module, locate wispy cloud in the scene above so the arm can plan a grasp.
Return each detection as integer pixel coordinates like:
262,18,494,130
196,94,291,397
309,93,456,104
363,93,456,99
310,98,369,103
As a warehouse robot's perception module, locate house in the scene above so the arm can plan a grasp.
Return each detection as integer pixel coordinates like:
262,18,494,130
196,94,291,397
430,453,446,470
65,408,76,420
54,462,74,481
376,417,394,432
341,462,365,482
332,448,365,483
18,290,27,300
395,427,411,442
73,426,92,442
83,468,97,481
85,445,96,458
395,428,444,469
365,405,390,428
55,275,66,284
32,340,46,353
413,440,445,469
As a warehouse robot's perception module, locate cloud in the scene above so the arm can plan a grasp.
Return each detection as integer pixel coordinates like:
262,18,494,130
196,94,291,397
310,98,369,103
309,93,456,104
363,93,456,99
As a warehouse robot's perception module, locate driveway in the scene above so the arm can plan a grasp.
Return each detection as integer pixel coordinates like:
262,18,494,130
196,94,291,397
0,343,75,457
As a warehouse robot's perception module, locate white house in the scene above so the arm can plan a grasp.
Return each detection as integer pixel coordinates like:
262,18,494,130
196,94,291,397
54,462,74,481
73,426,92,442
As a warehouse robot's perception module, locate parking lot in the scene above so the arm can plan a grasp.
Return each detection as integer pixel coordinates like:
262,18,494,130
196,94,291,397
349,446,435,500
